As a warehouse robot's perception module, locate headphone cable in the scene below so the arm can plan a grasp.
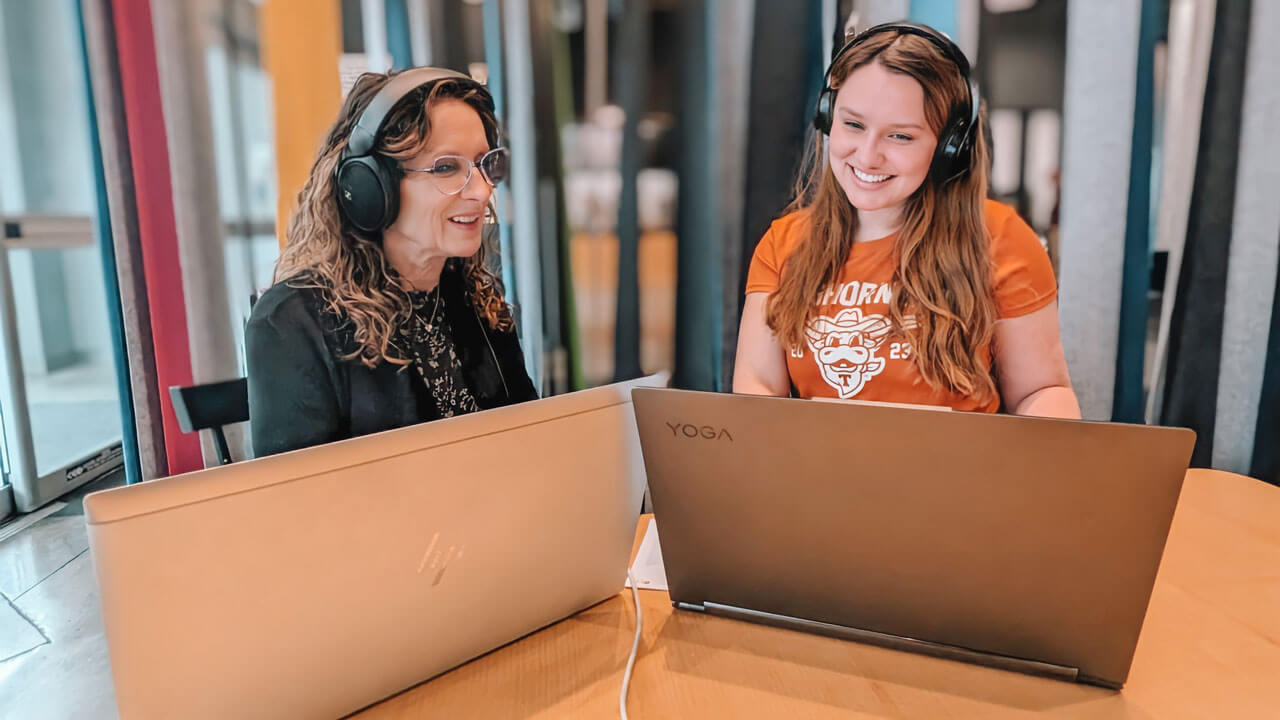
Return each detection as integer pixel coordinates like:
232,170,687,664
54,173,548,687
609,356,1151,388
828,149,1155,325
620,568,643,720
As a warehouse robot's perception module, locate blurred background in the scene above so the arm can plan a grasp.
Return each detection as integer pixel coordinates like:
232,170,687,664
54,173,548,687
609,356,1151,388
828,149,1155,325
0,0,1277,522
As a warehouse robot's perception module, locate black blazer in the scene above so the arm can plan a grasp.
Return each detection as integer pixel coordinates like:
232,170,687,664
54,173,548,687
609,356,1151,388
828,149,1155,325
245,266,538,457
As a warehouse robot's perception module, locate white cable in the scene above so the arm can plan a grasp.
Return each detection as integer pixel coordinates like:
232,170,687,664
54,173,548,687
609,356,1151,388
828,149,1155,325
620,568,643,720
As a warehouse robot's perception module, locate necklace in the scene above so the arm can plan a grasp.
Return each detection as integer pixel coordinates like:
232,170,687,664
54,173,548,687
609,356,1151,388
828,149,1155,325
422,287,442,333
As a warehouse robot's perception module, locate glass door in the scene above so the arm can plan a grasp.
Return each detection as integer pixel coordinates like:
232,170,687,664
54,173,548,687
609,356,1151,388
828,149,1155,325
0,0,123,514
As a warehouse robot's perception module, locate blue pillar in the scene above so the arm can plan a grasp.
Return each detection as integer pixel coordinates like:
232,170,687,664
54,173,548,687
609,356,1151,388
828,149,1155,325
909,0,956,38
75,0,140,484
612,0,648,381
481,0,515,302
1113,0,1162,423
384,0,412,70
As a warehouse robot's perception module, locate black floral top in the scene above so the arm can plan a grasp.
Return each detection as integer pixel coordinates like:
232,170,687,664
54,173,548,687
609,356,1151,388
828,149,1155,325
401,288,481,418
246,264,539,457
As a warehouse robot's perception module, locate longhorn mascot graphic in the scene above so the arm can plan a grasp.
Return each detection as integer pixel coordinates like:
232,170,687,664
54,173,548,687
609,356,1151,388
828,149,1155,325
803,307,895,398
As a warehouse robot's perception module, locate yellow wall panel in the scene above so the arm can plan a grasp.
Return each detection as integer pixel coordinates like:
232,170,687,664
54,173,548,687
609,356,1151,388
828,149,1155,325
260,0,342,248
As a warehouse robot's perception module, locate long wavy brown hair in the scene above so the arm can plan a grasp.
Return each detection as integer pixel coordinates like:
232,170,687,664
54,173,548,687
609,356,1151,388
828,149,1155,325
274,71,513,368
767,31,998,402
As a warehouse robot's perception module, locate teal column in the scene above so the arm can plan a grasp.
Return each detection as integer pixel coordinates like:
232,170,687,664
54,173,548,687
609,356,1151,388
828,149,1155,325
673,0,717,391
385,0,412,70
1113,0,1162,423
909,0,955,38
76,0,140,484
481,0,514,299
612,0,648,381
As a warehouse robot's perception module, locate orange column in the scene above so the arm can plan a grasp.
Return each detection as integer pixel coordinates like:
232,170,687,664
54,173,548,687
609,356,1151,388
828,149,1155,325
260,0,343,247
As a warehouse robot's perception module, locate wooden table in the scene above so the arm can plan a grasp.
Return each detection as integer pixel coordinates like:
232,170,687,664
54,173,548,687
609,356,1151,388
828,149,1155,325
355,470,1280,718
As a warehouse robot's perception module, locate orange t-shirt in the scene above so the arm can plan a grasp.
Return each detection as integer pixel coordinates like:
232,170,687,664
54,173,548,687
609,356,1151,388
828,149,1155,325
744,199,1056,412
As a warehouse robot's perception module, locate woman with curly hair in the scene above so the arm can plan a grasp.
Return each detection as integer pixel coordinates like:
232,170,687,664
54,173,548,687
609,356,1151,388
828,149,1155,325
246,68,537,457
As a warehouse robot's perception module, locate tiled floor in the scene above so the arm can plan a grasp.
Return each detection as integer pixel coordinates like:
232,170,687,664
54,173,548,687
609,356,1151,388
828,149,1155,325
0,471,125,720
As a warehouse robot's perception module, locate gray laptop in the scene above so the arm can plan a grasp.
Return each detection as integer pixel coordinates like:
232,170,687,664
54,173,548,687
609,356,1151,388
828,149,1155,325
85,374,665,720
631,388,1195,688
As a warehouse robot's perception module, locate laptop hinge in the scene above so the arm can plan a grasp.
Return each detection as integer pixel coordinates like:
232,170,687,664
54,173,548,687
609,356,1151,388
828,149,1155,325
674,601,706,612
698,601,1082,683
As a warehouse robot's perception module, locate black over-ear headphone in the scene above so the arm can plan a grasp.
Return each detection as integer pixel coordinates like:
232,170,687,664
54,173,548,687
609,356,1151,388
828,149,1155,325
335,67,495,232
812,22,981,185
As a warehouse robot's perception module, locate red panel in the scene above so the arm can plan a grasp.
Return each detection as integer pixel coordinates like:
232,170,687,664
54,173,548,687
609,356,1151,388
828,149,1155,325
110,0,203,475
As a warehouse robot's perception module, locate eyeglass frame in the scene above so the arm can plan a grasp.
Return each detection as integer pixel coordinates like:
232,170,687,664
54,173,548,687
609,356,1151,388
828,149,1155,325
401,146,510,196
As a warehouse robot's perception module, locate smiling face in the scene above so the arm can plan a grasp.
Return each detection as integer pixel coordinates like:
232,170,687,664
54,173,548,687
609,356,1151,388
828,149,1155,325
386,98,493,260
828,61,939,232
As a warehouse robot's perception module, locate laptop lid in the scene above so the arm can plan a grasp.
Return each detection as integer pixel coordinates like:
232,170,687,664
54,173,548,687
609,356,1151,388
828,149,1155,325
632,388,1195,688
85,374,665,720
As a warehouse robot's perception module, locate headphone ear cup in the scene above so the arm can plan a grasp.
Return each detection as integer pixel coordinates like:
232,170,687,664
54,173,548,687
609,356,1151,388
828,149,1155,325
336,155,402,232
373,154,402,229
813,88,835,134
930,119,971,184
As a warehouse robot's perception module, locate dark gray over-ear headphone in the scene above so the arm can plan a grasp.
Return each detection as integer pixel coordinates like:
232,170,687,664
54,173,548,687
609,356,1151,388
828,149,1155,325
335,67,495,232
812,22,981,185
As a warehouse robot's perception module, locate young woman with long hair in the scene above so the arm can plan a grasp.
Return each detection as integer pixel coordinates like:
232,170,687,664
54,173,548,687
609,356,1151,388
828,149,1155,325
734,24,1080,418
246,68,537,457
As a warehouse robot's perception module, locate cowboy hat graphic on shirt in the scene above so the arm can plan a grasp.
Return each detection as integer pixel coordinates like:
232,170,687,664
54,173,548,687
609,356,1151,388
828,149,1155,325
803,307,894,399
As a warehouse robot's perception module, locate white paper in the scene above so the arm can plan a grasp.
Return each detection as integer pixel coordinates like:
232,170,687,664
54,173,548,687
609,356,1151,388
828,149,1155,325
625,520,668,591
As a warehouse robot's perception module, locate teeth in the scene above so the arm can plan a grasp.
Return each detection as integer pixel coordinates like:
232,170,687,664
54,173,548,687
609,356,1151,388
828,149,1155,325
449,216,479,223
853,168,891,183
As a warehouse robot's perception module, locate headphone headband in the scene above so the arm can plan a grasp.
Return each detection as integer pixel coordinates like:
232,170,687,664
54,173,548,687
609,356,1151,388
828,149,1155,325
825,22,970,85
820,23,974,123
345,67,490,158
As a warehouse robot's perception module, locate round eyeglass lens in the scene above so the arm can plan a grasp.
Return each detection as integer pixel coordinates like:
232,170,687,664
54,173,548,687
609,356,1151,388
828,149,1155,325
480,147,509,186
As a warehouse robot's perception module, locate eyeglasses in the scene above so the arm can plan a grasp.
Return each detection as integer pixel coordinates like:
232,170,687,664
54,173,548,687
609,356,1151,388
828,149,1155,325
402,147,510,195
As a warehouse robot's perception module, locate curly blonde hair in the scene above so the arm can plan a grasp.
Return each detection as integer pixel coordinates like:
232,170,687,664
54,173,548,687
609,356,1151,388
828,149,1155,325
274,71,513,368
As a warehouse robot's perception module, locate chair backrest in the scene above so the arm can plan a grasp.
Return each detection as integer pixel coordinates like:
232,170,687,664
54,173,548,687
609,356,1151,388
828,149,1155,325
168,378,249,465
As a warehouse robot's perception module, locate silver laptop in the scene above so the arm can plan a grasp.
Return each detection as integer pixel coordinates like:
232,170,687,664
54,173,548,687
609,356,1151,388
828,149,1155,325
632,388,1195,688
85,374,665,720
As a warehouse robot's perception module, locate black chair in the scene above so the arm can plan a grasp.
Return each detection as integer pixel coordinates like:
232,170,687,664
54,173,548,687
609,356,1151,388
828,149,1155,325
169,378,249,465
